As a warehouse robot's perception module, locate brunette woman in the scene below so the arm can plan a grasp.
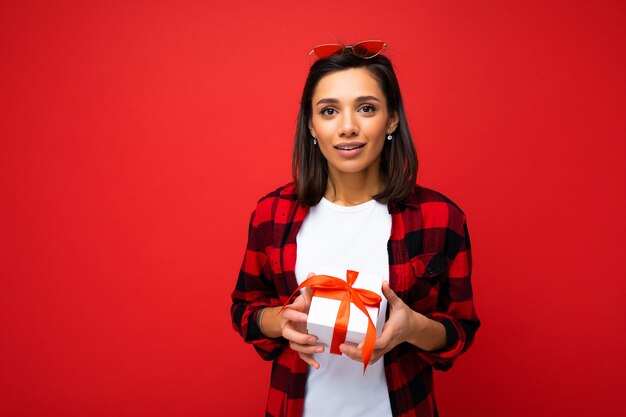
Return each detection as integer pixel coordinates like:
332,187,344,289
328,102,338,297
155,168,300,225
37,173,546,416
231,40,480,417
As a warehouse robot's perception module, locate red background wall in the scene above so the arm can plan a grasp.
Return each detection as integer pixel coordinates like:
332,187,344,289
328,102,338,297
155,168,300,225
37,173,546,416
1,1,625,416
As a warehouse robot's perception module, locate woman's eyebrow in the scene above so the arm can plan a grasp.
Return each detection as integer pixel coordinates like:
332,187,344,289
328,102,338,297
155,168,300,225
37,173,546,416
315,98,339,106
355,95,381,103
315,96,381,106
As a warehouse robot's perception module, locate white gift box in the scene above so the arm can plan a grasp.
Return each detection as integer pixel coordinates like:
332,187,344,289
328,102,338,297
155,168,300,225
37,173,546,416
306,267,383,351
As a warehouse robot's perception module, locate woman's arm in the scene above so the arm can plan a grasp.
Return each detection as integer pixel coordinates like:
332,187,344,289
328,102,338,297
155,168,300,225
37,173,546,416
416,216,480,370
230,208,288,360
258,279,326,369
384,282,448,352
257,306,283,339
341,214,480,367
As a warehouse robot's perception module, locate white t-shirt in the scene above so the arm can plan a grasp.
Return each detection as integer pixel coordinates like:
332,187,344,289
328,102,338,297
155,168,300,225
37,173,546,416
295,197,393,417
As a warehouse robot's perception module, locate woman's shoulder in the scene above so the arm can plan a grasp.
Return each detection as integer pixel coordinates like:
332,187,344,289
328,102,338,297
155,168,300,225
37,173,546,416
250,182,299,220
255,181,298,204
405,184,466,219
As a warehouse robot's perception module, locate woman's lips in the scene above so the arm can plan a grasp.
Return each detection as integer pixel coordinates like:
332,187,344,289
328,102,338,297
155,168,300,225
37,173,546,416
334,142,365,158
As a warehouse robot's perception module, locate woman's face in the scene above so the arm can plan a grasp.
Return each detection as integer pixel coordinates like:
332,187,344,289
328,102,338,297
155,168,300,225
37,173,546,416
309,68,398,179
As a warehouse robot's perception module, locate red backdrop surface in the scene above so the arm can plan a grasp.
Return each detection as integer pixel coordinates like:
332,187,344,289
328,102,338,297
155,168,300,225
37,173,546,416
1,1,625,416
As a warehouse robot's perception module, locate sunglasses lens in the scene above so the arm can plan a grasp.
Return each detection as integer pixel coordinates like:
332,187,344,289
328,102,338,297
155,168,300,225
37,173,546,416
312,44,343,58
352,41,385,58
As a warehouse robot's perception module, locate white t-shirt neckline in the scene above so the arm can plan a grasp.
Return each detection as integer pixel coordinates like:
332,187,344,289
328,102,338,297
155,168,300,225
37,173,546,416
318,196,379,213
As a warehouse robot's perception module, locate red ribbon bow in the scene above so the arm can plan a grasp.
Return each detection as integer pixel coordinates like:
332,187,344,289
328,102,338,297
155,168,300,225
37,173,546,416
283,270,382,373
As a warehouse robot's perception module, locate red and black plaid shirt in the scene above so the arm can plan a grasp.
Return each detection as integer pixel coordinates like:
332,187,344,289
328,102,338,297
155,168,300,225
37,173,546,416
231,182,480,417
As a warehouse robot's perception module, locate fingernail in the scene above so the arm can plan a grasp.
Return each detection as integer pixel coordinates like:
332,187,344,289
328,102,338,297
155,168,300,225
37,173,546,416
315,346,324,353
308,337,317,344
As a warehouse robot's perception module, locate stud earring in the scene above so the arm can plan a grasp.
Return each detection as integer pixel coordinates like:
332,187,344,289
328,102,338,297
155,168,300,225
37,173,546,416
313,137,317,145
387,133,393,140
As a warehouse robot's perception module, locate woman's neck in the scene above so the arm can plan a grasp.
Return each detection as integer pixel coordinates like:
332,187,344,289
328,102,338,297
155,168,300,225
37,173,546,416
324,165,383,206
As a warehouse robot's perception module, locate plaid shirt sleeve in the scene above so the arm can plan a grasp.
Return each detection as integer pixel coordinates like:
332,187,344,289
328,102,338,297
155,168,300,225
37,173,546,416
230,196,289,361
412,213,478,371
384,186,480,417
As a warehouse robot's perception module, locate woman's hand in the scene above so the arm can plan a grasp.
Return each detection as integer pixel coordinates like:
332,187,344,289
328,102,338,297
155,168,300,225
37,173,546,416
339,281,446,364
261,272,324,369
280,282,325,369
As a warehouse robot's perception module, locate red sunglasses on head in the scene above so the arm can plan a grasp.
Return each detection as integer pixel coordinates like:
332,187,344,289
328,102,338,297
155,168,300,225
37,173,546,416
309,40,388,63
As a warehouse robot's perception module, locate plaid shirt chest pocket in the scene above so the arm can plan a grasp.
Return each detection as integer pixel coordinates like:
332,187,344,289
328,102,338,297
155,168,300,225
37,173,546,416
406,252,448,313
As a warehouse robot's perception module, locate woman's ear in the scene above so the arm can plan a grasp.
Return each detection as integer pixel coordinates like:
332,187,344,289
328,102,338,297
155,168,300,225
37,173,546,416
308,119,316,138
387,112,399,134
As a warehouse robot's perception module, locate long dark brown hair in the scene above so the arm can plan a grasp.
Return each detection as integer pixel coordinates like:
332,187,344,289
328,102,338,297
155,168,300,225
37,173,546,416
292,51,418,206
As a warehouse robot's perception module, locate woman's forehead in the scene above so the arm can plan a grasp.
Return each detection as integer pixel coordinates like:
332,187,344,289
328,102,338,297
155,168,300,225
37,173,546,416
312,68,384,103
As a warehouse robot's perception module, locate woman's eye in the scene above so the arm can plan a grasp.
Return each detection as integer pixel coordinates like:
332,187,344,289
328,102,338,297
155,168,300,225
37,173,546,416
359,105,376,113
321,108,336,116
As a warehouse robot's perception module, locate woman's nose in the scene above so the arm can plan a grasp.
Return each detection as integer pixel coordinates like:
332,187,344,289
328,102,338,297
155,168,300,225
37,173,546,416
338,112,359,137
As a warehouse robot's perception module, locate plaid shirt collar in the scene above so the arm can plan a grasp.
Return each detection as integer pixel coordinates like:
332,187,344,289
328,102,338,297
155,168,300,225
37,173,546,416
278,182,422,213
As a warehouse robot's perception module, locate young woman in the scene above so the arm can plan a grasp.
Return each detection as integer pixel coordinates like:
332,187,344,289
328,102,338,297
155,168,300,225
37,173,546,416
231,40,480,417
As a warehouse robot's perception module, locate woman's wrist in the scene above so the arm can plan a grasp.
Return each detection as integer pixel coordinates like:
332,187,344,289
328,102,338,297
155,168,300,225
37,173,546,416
257,307,268,337
257,306,283,339
407,311,447,352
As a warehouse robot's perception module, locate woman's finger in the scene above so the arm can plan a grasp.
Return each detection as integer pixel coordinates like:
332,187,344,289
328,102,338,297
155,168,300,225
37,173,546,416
381,280,401,307
288,289,314,314
339,343,363,363
282,325,317,346
289,340,325,355
301,286,313,306
368,350,384,365
280,306,308,323
298,352,320,369
373,327,393,350
344,343,386,365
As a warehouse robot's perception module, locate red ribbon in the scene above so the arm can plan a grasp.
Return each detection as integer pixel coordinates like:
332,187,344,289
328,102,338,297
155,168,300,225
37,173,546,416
282,270,382,372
